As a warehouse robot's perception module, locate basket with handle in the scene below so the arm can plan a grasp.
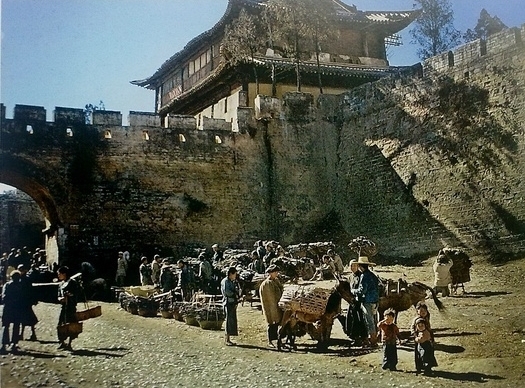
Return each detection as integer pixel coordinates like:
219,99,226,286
57,322,83,338
76,282,102,321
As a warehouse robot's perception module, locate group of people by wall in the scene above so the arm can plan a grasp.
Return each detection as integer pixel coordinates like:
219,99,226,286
1,244,86,354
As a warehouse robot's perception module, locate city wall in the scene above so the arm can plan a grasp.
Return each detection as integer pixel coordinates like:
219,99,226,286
1,24,524,263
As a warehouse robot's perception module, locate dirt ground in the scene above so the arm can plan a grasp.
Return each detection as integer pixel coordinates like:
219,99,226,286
1,257,525,388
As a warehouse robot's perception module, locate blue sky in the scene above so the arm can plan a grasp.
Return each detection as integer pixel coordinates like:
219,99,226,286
1,0,525,192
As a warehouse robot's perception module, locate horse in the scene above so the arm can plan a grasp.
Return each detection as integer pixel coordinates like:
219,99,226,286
378,279,445,321
277,277,354,351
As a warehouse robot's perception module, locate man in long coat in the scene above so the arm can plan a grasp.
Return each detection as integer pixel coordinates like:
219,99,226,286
259,264,284,347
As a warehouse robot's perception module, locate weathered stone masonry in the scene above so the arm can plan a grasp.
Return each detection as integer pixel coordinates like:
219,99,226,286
1,25,524,265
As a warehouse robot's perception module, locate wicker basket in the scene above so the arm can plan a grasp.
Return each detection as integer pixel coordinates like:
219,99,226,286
76,306,102,321
138,308,158,317
57,322,83,337
198,319,224,330
184,316,200,326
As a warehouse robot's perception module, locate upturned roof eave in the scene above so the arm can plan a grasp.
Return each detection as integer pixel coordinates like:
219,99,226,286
131,1,419,90
158,57,415,115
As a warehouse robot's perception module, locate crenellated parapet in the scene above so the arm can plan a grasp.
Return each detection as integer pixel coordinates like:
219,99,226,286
0,104,256,149
423,24,524,75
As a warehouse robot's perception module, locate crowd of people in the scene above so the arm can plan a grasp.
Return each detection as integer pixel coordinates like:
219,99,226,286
0,240,458,374
214,245,450,376
0,246,85,354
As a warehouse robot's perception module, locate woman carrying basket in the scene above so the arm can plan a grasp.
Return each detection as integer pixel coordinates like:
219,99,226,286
57,266,81,351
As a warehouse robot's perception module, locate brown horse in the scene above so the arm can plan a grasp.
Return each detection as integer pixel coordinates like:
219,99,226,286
378,279,445,320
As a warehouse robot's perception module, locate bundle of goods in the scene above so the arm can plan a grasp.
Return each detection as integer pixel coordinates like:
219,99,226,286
172,301,185,321
279,284,332,317
124,285,157,298
136,296,159,317
179,303,200,326
348,236,378,258
159,297,174,319
196,304,225,330
119,292,138,315
286,242,335,261
441,247,473,284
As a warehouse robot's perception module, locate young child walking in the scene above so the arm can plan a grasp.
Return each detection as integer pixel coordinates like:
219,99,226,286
414,317,438,375
377,308,399,371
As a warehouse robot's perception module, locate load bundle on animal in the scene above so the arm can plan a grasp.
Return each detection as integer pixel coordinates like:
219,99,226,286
348,236,378,258
440,247,472,293
277,281,354,351
279,284,333,317
271,257,316,283
378,278,445,319
285,242,335,263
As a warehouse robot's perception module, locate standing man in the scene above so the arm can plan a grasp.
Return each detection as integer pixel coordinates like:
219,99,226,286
259,264,284,347
248,250,264,274
211,244,223,264
221,267,240,346
176,260,192,301
115,251,128,287
198,253,213,293
18,265,38,341
160,260,176,293
327,249,344,278
351,256,380,347
151,254,161,287
139,256,153,286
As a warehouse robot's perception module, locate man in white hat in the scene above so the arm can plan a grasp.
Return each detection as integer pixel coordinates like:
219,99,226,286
259,264,284,347
351,256,380,347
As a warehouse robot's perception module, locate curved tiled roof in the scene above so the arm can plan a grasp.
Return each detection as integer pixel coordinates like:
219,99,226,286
131,0,418,89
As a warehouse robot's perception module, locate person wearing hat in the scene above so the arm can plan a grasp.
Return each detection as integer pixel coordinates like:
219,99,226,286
259,264,284,347
159,260,176,293
343,259,368,345
151,254,162,286
351,256,380,347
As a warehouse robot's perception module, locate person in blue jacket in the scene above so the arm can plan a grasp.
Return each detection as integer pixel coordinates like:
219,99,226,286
351,256,380,347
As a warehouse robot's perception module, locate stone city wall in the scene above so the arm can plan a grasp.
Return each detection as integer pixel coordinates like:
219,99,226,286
1,24,524,263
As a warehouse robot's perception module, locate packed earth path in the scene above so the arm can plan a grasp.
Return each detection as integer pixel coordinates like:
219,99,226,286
1,258,525,388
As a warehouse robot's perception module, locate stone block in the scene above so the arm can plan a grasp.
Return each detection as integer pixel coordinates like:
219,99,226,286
92,110,122,126
165,114,196,130
54,107,85,125
128,111,161,127
14,104,46,124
